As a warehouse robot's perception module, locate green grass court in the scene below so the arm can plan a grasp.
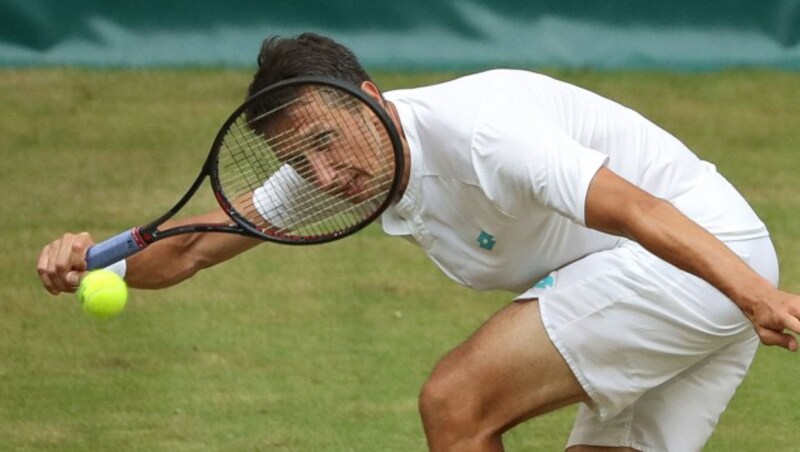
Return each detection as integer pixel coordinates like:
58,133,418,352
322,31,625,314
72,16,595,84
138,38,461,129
1,69,799,450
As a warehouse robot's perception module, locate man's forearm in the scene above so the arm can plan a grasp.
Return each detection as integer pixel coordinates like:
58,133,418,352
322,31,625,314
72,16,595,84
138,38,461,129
621,197,773,314
585,167,773,315
123,211,262,289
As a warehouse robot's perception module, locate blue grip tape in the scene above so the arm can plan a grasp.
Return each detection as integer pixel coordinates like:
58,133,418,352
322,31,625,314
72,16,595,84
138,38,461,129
85,229,145,270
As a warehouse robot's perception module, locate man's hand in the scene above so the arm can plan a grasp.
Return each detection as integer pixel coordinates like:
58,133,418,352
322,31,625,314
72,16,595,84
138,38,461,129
742,289,800,352
37,232,95,295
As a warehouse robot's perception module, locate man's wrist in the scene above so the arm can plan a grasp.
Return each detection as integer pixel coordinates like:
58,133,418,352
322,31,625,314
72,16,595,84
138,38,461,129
104,259,127,279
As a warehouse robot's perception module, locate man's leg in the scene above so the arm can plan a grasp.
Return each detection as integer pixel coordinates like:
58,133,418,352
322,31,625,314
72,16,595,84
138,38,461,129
418,237,776,451
419,298,590,451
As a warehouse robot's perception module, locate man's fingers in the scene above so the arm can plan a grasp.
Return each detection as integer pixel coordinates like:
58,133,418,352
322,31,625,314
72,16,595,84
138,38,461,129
62,271,82,293
70,235,91,272
780,314,800,352
48,233,76,292
36,232,94,296
758,328,798,352
36,244,59,295
64,236,92,292
45,237,69,293
782,314,800,336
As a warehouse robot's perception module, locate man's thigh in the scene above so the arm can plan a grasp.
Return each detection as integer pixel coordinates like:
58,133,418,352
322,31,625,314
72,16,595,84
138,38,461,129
421,298,588,434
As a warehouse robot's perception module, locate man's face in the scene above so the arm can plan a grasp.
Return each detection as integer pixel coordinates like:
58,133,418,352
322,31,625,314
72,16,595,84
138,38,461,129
266,89,395,205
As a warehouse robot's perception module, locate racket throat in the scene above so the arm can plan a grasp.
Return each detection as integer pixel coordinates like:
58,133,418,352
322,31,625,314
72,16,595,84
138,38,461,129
130,227,150,247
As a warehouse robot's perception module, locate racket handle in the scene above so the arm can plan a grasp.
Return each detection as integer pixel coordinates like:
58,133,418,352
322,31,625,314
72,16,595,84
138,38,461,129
85,228,146,270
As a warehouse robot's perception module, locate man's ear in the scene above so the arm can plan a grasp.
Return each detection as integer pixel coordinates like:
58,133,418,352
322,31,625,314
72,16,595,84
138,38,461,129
360,81,383,103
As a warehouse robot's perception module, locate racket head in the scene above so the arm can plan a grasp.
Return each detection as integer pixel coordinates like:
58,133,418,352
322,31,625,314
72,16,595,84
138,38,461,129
208,77,405,244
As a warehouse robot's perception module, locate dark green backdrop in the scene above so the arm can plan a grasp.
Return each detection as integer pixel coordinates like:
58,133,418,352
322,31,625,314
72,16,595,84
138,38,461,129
2,0,799,70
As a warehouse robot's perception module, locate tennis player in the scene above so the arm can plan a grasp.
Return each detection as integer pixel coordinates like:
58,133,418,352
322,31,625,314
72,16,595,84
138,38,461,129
37,33,800,451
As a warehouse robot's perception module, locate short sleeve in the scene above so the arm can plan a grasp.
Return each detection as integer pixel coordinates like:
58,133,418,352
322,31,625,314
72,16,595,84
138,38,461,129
471,115,608,225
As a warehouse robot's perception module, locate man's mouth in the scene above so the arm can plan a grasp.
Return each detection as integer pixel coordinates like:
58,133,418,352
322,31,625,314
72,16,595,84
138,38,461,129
343,174,366,199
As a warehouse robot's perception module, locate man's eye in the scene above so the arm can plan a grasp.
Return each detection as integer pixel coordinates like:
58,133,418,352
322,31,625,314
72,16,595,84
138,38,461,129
316,132,333,149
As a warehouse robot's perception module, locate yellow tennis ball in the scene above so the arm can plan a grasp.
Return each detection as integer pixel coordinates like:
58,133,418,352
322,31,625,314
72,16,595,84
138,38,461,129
78,270,128,319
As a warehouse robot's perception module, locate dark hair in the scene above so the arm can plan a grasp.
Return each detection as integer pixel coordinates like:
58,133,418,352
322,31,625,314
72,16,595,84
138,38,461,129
248,33,373,98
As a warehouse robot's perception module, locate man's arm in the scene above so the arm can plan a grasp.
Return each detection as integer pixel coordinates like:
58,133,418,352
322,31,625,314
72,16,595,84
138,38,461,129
585,166,800,351
37,207,262,294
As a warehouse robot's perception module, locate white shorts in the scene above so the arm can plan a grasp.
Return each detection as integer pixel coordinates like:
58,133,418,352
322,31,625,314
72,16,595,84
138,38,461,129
516,236,779,452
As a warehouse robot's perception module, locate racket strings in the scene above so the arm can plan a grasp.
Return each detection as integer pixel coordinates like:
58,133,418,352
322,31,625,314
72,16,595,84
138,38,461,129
224,95,307,190
222,119,395,202
222,119,395,214
215,84,398,239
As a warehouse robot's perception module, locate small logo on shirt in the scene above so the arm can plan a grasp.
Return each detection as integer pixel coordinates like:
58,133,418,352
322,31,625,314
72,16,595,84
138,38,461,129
476,230,497,251
534,274,556,289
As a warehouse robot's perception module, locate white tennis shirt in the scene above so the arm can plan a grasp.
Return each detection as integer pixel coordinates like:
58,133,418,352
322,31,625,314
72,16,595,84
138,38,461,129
381,70,768,293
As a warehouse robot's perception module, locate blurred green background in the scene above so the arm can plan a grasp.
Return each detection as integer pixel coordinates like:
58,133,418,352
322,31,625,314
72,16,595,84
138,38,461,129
3,1,800,450
2,0,800,70
1,68,799,451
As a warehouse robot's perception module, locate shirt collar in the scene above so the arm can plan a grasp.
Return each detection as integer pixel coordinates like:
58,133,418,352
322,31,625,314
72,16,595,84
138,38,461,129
380,99,423,236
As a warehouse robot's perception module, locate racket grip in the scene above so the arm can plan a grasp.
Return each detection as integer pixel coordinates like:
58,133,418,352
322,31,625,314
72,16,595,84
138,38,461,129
85,228,146,270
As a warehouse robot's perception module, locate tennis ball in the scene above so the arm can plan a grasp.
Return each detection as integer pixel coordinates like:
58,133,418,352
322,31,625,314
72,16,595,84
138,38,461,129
78,270,128,319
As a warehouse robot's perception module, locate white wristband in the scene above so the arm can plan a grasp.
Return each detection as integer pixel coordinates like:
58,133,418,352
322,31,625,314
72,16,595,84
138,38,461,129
252,164,348,229
104,259,127,279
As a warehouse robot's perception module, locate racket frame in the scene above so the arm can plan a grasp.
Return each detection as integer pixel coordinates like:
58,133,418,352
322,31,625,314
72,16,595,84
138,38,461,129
85,76,404,270
209,76,405,244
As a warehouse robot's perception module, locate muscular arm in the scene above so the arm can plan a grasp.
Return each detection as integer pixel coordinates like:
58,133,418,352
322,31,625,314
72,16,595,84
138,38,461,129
125,208,262,289
37,206,262,293
585,166,800,351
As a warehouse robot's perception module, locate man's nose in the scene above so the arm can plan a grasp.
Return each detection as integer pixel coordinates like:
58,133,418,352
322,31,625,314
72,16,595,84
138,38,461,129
306,152,337,190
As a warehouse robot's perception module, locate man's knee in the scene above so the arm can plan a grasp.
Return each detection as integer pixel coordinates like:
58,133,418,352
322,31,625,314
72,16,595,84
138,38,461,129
418,357,492,442
419,364,477,427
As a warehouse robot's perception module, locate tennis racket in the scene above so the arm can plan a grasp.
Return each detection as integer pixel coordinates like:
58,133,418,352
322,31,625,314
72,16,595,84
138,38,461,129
85,76,405,270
